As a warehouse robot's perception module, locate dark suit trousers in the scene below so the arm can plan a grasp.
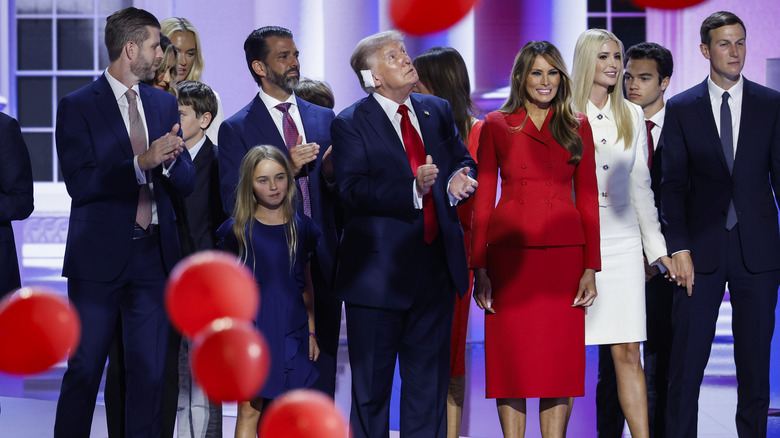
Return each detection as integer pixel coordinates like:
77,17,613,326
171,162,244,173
345,235,455,438
310,255,342,398
666,225,779,438
644,273,674,438
54,234,170,438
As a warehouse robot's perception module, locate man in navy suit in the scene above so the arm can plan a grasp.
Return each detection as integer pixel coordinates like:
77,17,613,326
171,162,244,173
0,112,33,298
53,7,194,437
218,25,341,397
332,30,477,438
661,11,780,437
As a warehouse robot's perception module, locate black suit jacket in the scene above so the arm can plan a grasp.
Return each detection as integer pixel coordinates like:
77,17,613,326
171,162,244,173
331,93,476,309
661,78,780,273
174,136,226,256
56,75,195,282
0,113,34,296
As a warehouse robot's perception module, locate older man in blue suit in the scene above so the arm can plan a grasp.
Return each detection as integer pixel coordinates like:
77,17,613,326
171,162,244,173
218,25,342,398
53,7,194,437
332,30,477,438
661,11,780,438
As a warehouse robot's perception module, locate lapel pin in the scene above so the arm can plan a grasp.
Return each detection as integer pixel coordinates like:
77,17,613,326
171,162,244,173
424,110,430,117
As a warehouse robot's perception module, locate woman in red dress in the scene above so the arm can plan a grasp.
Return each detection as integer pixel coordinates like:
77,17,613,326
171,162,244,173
413,46,483,438
471,41,600,437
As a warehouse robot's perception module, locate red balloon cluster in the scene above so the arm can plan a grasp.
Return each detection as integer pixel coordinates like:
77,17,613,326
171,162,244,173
258,389,351,438
166,251,259,337
0,287,81,374
631,0,706,9
390,0,480,35
166,251,269,402
190,318,270,402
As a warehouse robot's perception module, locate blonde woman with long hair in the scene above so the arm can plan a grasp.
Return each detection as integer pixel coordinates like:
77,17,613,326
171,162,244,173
217,145,321,438
161,17,224,143
571,29,674,438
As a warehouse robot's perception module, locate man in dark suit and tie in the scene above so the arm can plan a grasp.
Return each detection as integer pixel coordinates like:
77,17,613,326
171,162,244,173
53,7,194,437
331,30,477,438
661,11,780,437
218,25,341,397
596,42,675,438
0,112,33,298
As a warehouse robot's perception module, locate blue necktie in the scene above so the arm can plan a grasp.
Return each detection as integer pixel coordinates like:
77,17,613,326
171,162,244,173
720,91,737,230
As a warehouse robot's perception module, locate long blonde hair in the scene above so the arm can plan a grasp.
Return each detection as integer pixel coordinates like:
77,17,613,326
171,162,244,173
571,29,634,149
232,146,299,270
500,41,583,164
160,17,204,82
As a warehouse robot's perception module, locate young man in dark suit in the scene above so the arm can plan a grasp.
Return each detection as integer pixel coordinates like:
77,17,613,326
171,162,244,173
53,7,194,437
331,30,477,438
218,25,341,398
160,80,226,438
661,11,780,437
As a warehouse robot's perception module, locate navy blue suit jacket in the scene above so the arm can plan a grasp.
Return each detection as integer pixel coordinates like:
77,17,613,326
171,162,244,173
218,94,338,284
331,93,476,309
56,74,195,282
661,78,780,273
0,113,34,295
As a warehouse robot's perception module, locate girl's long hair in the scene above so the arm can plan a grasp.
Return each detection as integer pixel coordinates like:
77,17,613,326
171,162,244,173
232,145,298,270
500,41,583,164
413,46,479,143
571,28,634,150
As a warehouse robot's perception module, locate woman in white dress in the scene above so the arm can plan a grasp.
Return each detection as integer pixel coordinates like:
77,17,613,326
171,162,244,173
571,29,674,438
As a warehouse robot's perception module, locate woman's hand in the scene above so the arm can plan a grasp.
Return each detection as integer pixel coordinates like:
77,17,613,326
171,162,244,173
573,268,597,307
309,335,320,362
473,268,495,314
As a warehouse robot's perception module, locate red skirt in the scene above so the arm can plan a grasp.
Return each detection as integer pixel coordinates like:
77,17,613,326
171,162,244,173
484,245,585,398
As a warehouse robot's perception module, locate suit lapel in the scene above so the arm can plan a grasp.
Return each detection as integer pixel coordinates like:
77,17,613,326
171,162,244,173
247,95,286,148
140,84,160,146
95,75,133,160
296,96,316,143
693,80,730,173
411,94,439,157
361,95,412,177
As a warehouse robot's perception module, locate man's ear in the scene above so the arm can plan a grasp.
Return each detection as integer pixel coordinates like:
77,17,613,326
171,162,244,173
199,111,213,130
700,43,711,60
125,41,136,60
660,76,670,93
252,60,266,79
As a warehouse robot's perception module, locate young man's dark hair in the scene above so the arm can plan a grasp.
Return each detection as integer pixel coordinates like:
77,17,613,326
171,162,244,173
700,10,746,46
243,26,294,86
625,42,674,84
176,81,219,129
105,7,160,62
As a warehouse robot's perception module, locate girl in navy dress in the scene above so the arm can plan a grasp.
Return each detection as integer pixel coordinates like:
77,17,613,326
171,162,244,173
217,145,320,438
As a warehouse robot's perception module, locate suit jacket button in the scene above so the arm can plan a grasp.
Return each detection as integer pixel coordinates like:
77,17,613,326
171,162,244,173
519,199,524,204
521,163,527,169
601,191,608,198
597,114,603,120
603,164,609,170
545,198,551,204
546,162,553,168
546,181,552,186
521,180,527,186
601,139,607,144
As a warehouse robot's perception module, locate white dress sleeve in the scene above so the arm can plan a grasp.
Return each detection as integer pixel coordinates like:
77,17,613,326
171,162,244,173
627,102,667,263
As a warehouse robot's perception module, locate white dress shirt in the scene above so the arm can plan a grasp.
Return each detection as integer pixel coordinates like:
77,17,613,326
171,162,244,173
707,75,743,158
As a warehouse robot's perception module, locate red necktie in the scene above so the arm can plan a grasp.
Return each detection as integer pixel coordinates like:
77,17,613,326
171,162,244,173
125,89,152,229
645,119,655,169
397,104,438,243
276,103,311,217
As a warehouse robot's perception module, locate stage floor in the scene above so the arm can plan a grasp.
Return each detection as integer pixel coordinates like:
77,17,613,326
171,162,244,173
2,341,778,437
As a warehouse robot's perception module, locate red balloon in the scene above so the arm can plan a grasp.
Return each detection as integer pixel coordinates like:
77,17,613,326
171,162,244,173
190,318,270,402
258,389,351,438
166,251,259,337
0,287,81,374
390,0,480,35
631,0,705,9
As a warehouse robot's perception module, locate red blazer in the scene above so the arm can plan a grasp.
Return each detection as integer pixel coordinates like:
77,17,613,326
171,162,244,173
470,108,600,270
